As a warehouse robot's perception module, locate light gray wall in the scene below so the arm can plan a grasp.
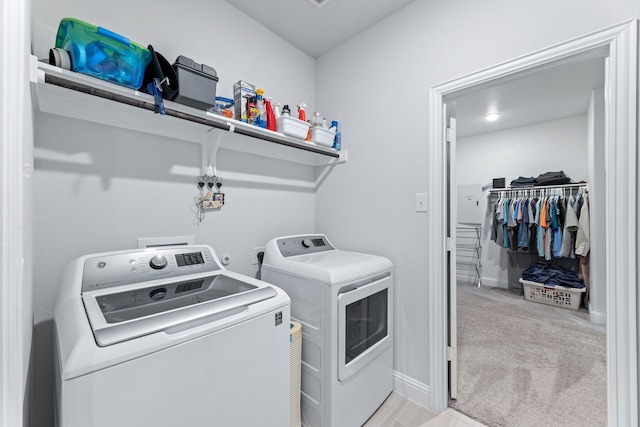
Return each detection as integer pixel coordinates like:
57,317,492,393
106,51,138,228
315,0,639,405
31,1,318,426
456,115,589,288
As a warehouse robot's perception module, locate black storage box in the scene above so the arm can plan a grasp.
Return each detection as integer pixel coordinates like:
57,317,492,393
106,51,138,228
172,56,218,111
493,177,506,189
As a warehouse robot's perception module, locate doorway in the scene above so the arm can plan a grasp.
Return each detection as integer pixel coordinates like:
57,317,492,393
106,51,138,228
427,20,638,426
448,53,607,425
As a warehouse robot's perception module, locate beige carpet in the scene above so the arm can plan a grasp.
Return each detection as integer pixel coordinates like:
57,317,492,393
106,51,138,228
451,284,607,427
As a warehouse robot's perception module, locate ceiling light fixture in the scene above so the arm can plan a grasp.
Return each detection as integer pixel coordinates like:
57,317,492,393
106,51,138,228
485,113,501,122
308,0,333,8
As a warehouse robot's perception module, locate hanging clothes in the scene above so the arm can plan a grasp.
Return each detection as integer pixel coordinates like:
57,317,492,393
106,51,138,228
551,196,563,258
528,196,538,250
544,200,552,260
536,196,545,257
517,198,530,250
560,194,579,258
575,192,590,256
488,185,588,277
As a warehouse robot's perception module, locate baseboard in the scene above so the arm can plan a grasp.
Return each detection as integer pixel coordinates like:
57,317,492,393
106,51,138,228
589,304,607,325
477,276,507,289
456,273,478,284
457,273,508,289
392,370,431,409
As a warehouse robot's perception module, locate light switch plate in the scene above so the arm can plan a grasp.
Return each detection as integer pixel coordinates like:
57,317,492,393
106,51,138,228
415,193,428,212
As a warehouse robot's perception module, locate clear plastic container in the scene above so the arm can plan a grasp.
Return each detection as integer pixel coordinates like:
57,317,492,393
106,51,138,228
55,18,151,90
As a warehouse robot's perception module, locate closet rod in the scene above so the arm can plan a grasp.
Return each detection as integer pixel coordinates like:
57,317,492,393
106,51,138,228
487,182,587,194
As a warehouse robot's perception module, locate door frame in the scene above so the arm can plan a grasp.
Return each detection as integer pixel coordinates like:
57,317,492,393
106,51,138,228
427,20,638,426
1,0,30,425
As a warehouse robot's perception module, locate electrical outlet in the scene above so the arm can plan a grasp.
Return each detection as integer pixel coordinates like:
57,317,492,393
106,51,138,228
253,247,265,265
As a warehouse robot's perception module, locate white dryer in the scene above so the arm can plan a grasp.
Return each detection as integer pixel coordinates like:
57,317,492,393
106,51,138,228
261,234,393,427
54,245,290,427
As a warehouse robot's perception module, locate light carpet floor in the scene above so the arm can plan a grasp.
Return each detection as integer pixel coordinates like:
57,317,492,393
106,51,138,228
451,284,607,427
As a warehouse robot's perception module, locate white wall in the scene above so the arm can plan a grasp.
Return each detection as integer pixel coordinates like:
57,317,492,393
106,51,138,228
31,1,318,426
314,0,639,407
456,115,589,288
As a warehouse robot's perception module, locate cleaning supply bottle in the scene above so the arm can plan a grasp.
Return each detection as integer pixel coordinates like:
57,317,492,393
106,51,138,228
247,95,257,125
255,88,266,128
331,120,341,150
274,102,282,118
265,97,276,131
297,103,307,122
282,104,291,116
310,112,323,127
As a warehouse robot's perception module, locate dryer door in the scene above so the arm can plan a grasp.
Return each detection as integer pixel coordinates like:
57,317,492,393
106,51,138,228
337,272,391,381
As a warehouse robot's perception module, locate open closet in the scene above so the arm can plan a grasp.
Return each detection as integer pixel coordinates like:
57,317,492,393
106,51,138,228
449,53,608,426
454,55,605,323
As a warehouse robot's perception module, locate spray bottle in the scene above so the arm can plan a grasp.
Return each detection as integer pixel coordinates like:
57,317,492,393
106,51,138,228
297,103,307,122
265,97,276,131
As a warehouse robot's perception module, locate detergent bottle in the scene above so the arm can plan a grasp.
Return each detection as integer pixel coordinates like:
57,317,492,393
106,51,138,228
331,120,341,150
246,95,258,125
255,88,267,128
265,97,276,131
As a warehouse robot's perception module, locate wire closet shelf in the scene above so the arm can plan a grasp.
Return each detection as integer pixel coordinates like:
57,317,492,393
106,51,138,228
487,183,588,198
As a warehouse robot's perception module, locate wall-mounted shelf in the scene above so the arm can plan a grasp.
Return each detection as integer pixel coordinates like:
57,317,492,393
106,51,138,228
29,56,346,167
487,183,588,196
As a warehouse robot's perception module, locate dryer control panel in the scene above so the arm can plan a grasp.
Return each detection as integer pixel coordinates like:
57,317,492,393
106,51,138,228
81,246,219,292
276,235,335,257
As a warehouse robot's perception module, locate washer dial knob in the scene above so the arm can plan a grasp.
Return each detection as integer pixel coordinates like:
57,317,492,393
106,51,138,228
149,287,167,300
301,239,313,248
149,254,168,270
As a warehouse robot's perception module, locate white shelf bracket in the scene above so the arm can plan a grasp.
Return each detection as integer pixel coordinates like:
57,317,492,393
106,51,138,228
202,128,224,174
314,149,348,188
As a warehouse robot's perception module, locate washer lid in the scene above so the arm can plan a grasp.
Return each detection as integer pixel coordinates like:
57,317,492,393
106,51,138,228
264,250,393,284
82,271,277,346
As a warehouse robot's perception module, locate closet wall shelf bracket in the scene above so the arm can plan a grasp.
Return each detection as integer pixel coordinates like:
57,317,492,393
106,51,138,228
30,56,345,167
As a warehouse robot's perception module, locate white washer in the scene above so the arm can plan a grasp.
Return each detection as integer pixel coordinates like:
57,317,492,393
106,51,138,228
54,245,290,427
261,234,393,427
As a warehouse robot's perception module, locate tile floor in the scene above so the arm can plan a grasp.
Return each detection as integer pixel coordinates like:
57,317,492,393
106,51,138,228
363,392,487,427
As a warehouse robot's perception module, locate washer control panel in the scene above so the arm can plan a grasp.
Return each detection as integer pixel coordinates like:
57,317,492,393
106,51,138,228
81,246,218,292
276,235,335,257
